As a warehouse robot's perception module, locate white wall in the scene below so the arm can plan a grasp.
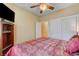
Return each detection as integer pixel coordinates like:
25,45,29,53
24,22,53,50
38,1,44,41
4,4,40,44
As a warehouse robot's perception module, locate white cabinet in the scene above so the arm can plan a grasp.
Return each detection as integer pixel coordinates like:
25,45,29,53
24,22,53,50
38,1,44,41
48,15,79,41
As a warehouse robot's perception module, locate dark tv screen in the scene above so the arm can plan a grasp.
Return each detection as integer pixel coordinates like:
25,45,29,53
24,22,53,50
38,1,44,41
0,3,15,22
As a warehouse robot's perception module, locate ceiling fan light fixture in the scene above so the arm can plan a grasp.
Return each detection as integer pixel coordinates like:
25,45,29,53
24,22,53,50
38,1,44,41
39,3,47,11
30,3,54,14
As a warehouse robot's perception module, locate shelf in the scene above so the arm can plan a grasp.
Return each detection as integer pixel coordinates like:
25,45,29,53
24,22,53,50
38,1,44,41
2,44,12,51
2,31,12,33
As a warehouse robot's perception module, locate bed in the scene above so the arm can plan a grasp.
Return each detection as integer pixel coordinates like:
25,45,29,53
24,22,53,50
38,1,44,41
5,37,79,56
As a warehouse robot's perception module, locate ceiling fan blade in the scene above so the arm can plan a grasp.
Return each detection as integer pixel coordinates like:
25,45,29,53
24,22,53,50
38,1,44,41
30,4,40,8
40,10,43,14
47,5,54,10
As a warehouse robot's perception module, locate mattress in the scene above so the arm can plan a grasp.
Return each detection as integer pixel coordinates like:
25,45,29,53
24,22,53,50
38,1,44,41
5,37,69,56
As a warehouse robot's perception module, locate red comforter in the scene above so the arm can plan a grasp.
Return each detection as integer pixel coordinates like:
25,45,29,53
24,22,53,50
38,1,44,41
5,37,68,56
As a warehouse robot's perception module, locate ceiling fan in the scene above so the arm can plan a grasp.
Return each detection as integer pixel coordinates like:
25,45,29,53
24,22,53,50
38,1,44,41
30,3,54,14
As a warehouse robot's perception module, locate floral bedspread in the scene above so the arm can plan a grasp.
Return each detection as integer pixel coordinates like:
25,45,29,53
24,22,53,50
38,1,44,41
5,37,68,56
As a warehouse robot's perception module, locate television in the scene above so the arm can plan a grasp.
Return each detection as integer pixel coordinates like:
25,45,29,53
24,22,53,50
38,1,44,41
0,3,15,22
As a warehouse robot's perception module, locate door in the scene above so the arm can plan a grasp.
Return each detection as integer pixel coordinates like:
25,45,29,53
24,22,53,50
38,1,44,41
36,22,41,38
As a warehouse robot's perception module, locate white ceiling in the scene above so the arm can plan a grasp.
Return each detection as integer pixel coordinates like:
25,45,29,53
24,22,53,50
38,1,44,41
15,3,75,16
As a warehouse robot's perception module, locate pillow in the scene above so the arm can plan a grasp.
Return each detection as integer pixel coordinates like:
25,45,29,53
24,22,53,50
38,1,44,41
66,35,79,54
